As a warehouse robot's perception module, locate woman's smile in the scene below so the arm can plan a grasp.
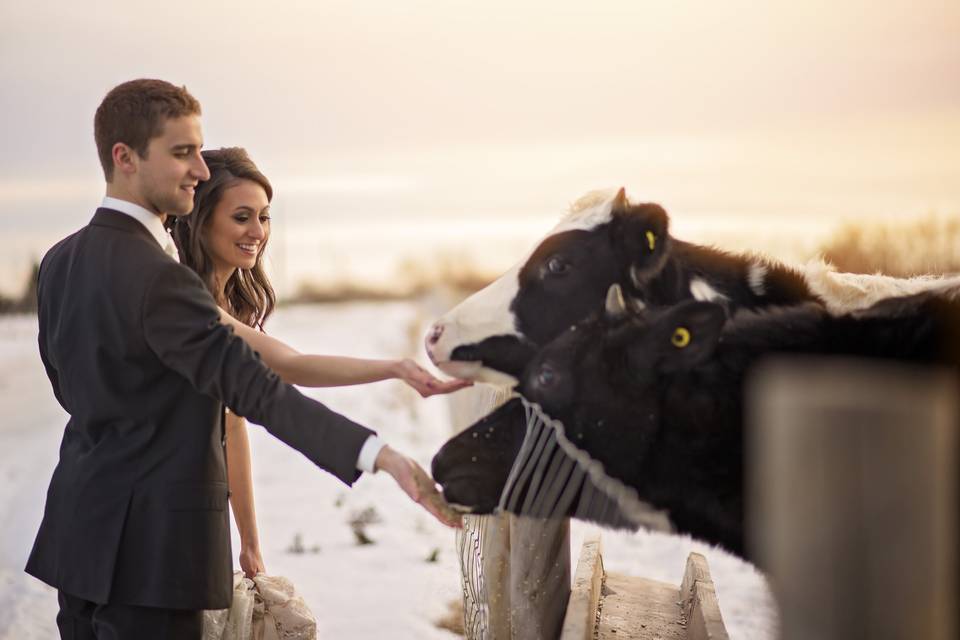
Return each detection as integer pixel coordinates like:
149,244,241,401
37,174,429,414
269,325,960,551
206,179,271,274
237,242,259,256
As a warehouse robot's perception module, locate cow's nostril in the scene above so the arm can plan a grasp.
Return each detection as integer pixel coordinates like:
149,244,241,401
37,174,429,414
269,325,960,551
427,323,444,346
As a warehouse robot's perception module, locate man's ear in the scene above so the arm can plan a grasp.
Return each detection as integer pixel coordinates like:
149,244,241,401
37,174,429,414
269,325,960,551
612,203,671,287
624,301,725,377
112,142,138,177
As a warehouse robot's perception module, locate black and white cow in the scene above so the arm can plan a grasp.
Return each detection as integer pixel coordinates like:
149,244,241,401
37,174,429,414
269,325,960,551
431,286,960,559
426,188,960,384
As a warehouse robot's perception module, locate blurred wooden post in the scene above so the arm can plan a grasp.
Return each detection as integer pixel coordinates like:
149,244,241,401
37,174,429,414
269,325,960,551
748,357,958,640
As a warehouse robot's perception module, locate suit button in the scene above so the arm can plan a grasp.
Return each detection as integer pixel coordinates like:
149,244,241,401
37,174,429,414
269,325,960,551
221,437,226,447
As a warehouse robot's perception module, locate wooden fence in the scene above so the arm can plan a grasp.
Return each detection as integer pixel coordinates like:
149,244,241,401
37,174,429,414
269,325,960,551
748,356,958,640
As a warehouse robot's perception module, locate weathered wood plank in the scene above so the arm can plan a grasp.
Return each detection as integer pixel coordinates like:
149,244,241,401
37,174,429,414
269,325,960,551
598,572,686,640
559,534,603,640
680,552,729,640
564,538,730,640
687,581,729,640
679,552,710,618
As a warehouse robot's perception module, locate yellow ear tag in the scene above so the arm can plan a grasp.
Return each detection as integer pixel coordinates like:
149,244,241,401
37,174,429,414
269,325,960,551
646,230,656,252
671,327,691,348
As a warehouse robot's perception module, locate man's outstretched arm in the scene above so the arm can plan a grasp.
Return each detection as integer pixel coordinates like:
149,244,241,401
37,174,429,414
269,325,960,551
141,262,460,527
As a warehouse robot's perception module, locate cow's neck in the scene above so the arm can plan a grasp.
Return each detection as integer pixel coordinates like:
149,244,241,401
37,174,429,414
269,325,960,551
635,240,819,310
640,373,746,558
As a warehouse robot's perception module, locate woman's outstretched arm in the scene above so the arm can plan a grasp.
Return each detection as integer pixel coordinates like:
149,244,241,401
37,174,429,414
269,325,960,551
219,307,471,396
225,411,266,579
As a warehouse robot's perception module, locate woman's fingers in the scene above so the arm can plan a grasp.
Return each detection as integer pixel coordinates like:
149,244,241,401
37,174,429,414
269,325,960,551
239,547,266,579
399,359,473,396
415,377,472,396
427,379,473,395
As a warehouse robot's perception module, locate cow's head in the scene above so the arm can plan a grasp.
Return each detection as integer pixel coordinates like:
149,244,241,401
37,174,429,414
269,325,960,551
431,287,727,527
425,188,670,384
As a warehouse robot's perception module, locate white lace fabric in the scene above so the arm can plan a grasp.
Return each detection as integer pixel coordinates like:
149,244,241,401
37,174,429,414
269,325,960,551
203,572,317,640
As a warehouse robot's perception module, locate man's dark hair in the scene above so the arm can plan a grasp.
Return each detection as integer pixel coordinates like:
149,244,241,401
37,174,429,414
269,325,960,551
94,79,201,181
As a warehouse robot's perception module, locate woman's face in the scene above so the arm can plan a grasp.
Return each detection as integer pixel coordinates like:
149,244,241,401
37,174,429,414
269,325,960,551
205,179,271,274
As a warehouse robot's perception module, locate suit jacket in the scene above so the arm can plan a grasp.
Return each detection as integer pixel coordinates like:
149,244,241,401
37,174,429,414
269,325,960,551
26,208,375,610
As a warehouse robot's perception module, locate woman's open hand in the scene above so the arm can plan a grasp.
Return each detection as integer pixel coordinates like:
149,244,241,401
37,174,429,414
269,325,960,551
394,358,472,397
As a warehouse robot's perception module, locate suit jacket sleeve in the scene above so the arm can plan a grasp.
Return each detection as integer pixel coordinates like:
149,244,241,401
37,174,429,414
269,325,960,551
141,261,375,485
36,254,66,411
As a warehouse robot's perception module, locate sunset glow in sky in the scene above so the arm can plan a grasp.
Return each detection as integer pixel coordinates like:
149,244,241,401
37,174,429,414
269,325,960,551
1,0,958,293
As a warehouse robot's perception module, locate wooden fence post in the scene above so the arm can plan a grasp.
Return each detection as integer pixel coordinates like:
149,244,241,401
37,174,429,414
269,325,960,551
450,383,571,639
748,356,958,640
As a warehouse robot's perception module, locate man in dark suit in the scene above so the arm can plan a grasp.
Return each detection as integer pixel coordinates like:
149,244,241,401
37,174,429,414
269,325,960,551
26,78,459,639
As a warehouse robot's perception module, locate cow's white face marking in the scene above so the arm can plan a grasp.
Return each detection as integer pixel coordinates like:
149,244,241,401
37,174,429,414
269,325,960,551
427,262,522,379
748,262,768,297
690,278,729,303
425,188,623,382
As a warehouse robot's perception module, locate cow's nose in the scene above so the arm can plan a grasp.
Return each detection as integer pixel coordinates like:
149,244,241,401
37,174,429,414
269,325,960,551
426,322,444,346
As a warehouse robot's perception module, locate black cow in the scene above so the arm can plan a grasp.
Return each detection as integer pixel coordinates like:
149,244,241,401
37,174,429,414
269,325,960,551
431,286,960,559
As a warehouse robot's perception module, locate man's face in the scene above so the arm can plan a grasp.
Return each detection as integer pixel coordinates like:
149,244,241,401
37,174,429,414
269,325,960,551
134,114,210,217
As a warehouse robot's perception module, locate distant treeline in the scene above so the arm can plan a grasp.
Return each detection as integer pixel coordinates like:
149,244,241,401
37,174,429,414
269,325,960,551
0,263,38,314
818,215,960,278
289,271,494,305
288,253,497,304
291,215,960,303
6,215,957,312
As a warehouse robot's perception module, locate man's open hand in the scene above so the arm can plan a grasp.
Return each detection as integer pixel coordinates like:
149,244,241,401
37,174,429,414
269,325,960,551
374,445,462,528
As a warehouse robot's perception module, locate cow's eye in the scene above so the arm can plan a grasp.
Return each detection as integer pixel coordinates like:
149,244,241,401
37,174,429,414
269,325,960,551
536,365,557,387
546,256,569,275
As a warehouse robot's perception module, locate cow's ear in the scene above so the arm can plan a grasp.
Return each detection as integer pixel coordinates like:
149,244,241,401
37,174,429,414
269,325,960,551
629,300,727,377
610,187,629,214
613,203,670,285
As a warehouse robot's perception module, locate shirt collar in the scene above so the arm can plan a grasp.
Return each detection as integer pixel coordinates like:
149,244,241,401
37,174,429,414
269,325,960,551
101,196,171,250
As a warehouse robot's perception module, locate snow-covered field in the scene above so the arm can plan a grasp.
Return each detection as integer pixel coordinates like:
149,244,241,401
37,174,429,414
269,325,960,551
0,300,777,639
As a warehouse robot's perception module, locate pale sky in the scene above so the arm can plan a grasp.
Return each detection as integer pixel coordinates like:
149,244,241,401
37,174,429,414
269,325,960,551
1,0,958,292
2,0,957,178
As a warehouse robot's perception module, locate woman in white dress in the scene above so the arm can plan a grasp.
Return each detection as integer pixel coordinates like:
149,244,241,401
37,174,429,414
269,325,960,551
169,147,469,578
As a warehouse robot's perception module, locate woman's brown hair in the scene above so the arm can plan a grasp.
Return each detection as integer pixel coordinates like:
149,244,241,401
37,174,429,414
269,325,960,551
169,147,275,329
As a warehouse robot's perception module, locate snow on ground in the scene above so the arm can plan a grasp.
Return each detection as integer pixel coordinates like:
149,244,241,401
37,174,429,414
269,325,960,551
0,301,776,639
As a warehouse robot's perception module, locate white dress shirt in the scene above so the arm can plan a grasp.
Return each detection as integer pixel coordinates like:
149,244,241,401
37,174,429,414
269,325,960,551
101,196,385,474
101,196,179,260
